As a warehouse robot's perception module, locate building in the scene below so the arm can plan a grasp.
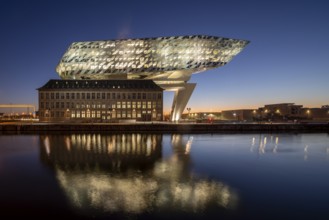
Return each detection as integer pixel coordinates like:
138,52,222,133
301,106,329,121
56,35,249,121
255,103,303,121
221,109,255,121
38,79,163,122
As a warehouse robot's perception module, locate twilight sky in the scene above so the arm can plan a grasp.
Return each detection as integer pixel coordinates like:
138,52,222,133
0,0,328,114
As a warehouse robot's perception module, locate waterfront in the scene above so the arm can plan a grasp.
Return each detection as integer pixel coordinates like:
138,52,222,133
0,133,329,219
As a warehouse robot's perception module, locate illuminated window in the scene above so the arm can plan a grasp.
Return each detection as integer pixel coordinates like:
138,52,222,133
142,102,146,109
76,111,80,118
97,111,101,118
132,102,136,108
137,102,141,108
91,111,95,118
117,102,121,108
127,102,131,108
147,101,152,109
81,111,85,118
122,102,126,109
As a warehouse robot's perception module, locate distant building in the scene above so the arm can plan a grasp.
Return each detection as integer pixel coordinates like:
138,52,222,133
254,103,304,121
221,109,255,121
37,79,163,122
301,106,329,121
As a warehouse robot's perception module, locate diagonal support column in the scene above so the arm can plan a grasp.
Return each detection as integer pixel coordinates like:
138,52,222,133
170,83,196,121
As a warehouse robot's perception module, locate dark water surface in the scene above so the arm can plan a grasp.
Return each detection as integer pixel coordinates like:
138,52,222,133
1,133,329,219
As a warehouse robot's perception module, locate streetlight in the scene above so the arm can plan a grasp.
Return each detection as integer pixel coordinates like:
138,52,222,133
233,112,237,121
306,109,310,119
186,107,191,120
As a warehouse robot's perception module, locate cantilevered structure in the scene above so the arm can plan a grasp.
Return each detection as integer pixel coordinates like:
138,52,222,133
56,35,249,121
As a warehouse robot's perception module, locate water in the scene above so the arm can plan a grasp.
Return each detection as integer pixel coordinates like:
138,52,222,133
1,133,329,219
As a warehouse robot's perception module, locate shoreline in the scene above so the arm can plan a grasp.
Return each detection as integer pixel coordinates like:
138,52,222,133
1,122,328,134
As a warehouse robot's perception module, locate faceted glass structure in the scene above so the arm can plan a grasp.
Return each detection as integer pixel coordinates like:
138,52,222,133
56,35,249,121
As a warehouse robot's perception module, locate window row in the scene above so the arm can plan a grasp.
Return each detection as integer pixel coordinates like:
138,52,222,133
40,92,162,100
40,101,162,109
41,110,161,119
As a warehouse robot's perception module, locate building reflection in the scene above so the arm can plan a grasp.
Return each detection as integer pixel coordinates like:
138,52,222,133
39,134,237,215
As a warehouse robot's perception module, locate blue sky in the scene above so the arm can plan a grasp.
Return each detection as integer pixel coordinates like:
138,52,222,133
0,0,328,113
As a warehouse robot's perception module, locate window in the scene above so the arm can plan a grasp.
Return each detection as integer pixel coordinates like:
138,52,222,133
87,93,90,99
117,102,121,109
97,111,101,118
127,93,131,99
117,93,121,99
142,102,146,109
40,93,44,99
122,93,126,99
81,111,85,118
137,102,141,109
158,93,162,99
61,102,64,108
153,93,156,100
61,93,64,99
71,93,75,99
76,111,80,118
112,93,116,99
66,102,70,108
66,93,69,99
51,93,54,99
92,93,95,99
82,93,85,99
77,93,80,99
127,102,131,108
56,102,59,108
122,102,126,109
46,93,49,99
132,102,136,109
142,93,146,99
102,93,105,99
40,102,44,108
107,93,111,99
56,93,59,99
137,93,141,99
132,93,136,99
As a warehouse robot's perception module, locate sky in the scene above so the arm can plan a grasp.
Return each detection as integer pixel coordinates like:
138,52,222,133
0,0,328,114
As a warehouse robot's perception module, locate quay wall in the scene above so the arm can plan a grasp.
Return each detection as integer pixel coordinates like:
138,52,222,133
1,123,329,134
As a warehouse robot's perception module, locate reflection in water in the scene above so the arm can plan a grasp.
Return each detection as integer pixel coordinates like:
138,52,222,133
39,134,237,215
